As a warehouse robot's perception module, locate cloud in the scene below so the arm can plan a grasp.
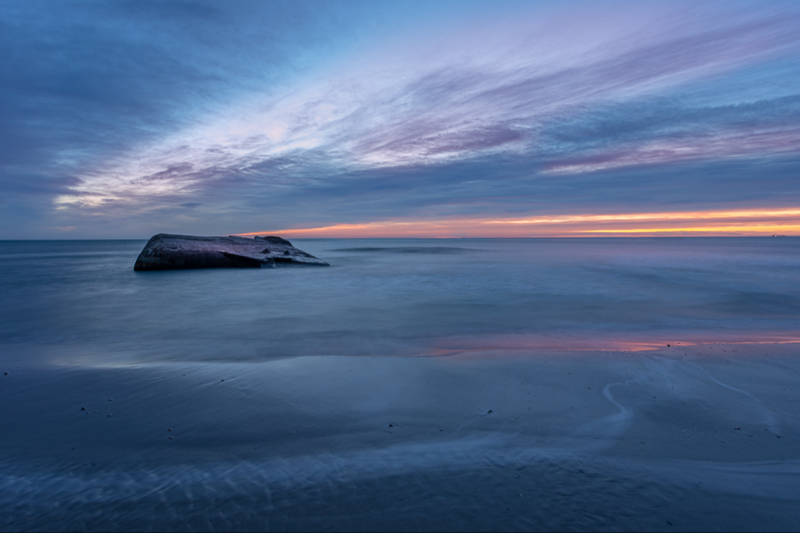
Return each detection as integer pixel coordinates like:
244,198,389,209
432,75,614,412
2,0,800,237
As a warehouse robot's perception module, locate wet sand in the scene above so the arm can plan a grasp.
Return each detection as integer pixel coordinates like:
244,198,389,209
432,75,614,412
1,342,799,531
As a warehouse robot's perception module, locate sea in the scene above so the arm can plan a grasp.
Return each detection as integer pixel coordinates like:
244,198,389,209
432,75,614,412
1,237,799,531
1,237,798,364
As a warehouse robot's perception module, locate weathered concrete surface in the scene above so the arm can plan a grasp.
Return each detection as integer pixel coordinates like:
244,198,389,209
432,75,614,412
133,234,329,271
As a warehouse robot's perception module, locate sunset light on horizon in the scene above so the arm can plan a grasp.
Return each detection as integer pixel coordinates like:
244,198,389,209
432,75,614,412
238,208,800,238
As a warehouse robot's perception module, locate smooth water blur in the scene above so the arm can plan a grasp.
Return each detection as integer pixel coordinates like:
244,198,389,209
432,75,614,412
1,238,799,364
3,238,800,532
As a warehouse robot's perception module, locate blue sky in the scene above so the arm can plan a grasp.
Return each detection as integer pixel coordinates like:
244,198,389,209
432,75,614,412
2,0,800,238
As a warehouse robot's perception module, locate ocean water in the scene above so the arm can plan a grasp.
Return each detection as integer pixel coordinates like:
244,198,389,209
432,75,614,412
1,237,798,364
2,238,800,531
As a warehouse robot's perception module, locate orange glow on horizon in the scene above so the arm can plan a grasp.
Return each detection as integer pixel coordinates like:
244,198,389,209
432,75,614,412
585,225,800,234
236,208,800,238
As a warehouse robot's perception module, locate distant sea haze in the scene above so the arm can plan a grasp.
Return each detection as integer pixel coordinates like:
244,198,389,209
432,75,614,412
0,237,797,362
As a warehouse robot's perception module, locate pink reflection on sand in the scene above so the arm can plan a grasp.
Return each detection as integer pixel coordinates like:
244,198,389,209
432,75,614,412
428,332,800,357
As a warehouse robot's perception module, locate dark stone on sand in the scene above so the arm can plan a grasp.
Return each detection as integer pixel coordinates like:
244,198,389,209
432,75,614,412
133,234,329,271
81,407,85,411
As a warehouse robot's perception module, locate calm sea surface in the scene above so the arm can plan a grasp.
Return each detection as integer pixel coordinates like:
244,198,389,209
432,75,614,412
1,237,798,363
2,238,800,531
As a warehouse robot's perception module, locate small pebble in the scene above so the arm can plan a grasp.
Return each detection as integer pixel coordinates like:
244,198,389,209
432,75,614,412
168,428,172,431
487,410,493,414
81,407,85,411
3,372,7,375
388,424,393,427
107,414,112,417
734,427,741,430
168,436,172,440
221,379,225,382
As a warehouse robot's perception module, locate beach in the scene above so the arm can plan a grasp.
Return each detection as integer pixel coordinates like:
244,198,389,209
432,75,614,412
1,238,799,530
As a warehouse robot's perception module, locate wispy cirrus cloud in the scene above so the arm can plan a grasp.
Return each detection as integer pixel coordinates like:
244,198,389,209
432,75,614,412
3,0,800,237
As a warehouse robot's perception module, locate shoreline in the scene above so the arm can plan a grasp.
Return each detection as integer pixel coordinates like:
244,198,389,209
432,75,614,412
2,342,799,530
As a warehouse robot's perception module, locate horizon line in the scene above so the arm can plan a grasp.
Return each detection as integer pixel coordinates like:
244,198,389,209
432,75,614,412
235,208,800,239
2,235,797,242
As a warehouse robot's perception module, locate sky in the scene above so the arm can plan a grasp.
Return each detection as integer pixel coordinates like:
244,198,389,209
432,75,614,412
1,0,800,239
